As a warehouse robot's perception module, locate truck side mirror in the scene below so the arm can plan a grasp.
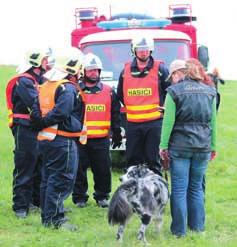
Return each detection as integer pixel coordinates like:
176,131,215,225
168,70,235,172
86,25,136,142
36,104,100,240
198,45,209,70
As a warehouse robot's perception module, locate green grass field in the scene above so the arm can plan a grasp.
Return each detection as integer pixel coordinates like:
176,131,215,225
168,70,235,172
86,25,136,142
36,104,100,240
0,66,237,247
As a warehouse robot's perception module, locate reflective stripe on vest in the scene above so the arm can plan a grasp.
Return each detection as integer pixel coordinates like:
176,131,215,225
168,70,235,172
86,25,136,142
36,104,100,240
84,84,111,139
37,80,86,141
6,73,38,128
8,112,31,127
38,125,88,141
38,125,58,141
123,61,162,122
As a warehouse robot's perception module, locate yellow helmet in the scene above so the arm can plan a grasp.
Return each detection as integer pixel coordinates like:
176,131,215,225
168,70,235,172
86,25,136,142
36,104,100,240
16,47,54,74
28,47,53,67
64,59,82,75
44,49,84,81
64,48,84,75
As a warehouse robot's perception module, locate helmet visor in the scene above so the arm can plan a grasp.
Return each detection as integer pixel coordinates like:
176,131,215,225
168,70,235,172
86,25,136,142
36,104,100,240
135,47,150,52
84,65,100,71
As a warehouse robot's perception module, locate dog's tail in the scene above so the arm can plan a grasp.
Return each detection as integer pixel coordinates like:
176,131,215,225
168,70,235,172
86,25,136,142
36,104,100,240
108,180,135,225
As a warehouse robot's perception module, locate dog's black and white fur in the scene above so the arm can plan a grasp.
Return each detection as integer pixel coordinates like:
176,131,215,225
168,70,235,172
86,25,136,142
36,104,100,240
108,165,169,243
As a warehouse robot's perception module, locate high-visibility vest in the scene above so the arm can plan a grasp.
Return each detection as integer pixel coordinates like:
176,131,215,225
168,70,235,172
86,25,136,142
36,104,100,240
123,61,162,122
37,80,87,142
84,84,111,139
6,73,38,128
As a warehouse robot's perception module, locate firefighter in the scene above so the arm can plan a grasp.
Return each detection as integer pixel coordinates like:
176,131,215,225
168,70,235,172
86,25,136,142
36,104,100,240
117,36,169,174
72,53,122,208
6,48,53,218
30,53,85,231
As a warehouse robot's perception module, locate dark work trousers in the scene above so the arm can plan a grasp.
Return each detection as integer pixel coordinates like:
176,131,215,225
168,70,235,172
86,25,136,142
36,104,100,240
39,136,78,227
11,125,39,212
126,119,163,174
31,154,42,207
72,137,111,203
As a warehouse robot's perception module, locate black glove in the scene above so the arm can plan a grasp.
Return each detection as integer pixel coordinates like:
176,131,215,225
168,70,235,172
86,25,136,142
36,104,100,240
111,130,123,149
30,116,46,131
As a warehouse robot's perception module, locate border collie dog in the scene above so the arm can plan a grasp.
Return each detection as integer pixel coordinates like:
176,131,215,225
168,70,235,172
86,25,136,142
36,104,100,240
108,165,169,243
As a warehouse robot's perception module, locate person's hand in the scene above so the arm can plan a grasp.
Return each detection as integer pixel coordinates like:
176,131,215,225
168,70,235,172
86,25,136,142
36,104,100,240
30,111,46,131
210,151,217,161
158,106,165,113
111,130,123,149
159,149,170,170
30,118,46,131
30,97,45,130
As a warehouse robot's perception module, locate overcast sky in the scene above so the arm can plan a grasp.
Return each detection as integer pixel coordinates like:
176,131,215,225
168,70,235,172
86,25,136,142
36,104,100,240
0,0,236,79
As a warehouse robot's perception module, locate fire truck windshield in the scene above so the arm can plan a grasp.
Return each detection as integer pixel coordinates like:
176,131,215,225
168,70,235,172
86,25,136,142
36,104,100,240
82,40,190,80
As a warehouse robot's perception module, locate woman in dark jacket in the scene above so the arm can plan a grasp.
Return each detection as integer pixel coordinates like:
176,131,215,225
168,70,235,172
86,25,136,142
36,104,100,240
159,58,217,237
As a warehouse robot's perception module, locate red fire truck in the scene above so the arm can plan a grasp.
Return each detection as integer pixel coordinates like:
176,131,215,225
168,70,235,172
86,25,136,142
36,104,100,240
71,4,209,156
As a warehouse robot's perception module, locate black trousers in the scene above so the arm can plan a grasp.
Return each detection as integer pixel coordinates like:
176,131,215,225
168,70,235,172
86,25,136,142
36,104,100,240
126,119,162,174
11,125,40,212
31,154,42,207
72,137,111,203
40,136,78,227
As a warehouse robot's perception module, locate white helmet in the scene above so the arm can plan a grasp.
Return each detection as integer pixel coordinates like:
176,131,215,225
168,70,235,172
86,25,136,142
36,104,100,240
16,47,54,74
131,36,154,54
83,53,103,71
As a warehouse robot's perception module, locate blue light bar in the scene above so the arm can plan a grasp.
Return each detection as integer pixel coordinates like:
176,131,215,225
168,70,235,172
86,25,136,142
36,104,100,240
172,7,190,17
97,18,171,30
79,10,95,20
